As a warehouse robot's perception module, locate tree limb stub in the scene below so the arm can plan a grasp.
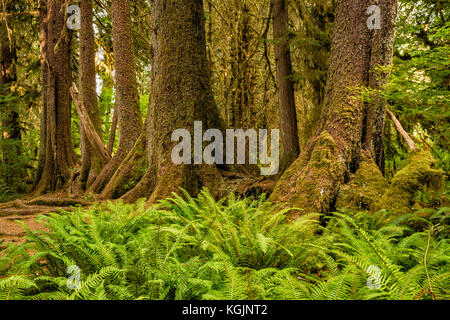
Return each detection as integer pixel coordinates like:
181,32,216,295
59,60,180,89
387,108,417,152
70,83,112,164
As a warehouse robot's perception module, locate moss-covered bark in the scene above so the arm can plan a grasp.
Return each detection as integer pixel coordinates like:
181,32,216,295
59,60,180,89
273,0,300,172
79,0,104,189
35,0,76,194
336,153,388,212
129,0,226,203
88,0,143,194
270,0,398,215
378,150,444,214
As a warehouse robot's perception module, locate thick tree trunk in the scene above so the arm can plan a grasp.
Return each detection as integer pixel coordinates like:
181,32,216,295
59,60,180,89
125,0,226,203
273,0,300,172
270,0,398,214
79,0,104,189
35,0,76,194
88,0,143,194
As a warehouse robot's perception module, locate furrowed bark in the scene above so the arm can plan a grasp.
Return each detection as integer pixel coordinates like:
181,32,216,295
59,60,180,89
273,0,300,172
70,83,111,164
36,0,48,184
270,0,398,215
128,0,226,203
363,0,398,174
35,0,76,195
88,0,143,194
79,0,104,188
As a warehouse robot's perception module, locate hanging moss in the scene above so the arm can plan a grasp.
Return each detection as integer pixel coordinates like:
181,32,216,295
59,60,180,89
377,150,444,215
336,155,388,212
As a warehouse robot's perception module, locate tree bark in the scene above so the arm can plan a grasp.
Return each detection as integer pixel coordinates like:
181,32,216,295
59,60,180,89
70,83,111,164
79,0,104,189
273,0,300,172
88,0,143,194
363,0,398,174
0,14,24,187
125,0,226,203
36,0,48,184
270,0,398,214
35,0,76,194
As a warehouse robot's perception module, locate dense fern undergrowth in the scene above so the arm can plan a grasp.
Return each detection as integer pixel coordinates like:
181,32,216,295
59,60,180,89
0,189,448,300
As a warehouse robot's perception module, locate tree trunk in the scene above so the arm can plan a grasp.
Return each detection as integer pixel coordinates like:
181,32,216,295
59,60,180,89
270,0,398,214
35,0,76,194
0,15,24,188
363,0,398,174
125,0,226,203
273,0,300,172
79,0,104,189
88,0,143,194
36,0,48,184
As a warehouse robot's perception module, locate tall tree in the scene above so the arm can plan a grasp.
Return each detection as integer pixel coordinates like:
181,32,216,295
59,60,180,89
36,0,48,185
35,0,76,194
270,0,398,213
79,0,104,189
0,10,23,187
88,0,143,194
273,0,300,171
121,0,226,203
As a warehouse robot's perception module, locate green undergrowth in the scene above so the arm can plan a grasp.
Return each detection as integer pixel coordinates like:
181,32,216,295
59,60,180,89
0,189,448,300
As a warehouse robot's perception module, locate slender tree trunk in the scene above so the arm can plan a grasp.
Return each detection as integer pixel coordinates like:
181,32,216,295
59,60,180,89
36,0,48,184
107,107,118,155
79,0,104,189
123,0,226,203
273,0,300,172
270,0,398,214
35,0,75,194
0,15,24,187
363,0,398,174
88,0,143,194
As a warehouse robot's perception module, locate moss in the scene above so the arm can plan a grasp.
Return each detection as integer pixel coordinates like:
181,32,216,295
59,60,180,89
336,154,388,212
309,131,337,168
378,150,444,215
290,131,341,214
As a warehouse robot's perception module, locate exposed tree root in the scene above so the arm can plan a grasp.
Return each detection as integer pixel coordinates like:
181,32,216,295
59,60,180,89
378,150,444,214
100,133,147,199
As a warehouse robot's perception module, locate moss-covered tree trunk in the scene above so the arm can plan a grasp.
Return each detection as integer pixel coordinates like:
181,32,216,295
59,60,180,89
0,11,24,188
79,0,104,189
36,0,48,185
273,0,300,172
122,0,226,203
88,0,143,194
35,0,76,194
270,0,398,214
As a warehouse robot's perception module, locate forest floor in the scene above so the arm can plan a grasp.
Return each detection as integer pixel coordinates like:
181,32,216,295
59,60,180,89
0,195,93,247
0,175,277,247
0,214,45,246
